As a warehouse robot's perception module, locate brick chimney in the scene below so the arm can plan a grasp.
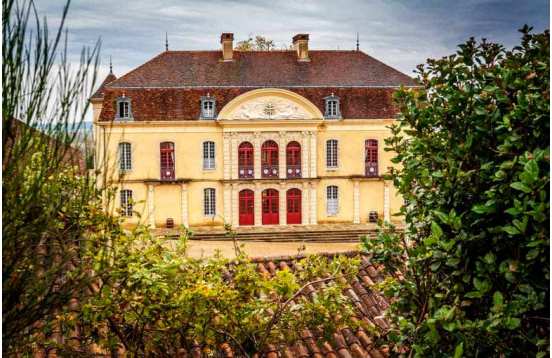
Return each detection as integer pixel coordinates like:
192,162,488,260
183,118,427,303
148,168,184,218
221,33,234,61
292,34,310,61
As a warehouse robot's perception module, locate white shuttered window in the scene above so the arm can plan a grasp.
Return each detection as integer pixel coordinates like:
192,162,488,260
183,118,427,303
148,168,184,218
327,185,338,215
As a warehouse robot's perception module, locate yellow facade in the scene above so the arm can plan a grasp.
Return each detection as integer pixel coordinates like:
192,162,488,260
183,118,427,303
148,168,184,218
94,88,402,229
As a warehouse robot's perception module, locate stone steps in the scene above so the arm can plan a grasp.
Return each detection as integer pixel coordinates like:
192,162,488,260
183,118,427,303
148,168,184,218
186,229,378,243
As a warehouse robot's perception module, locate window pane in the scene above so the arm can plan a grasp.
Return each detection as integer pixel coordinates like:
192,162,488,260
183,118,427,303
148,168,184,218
119,143,131,171
120,190,133,216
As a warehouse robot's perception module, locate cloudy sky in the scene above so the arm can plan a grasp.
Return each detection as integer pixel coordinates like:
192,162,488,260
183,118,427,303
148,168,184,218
37,0,548,105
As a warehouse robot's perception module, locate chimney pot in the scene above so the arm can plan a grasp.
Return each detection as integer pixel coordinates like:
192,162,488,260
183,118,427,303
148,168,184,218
220,33,234,61
292,33,310,61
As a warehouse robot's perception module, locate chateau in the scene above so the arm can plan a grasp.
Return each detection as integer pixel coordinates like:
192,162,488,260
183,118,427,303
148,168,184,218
92,33,416,229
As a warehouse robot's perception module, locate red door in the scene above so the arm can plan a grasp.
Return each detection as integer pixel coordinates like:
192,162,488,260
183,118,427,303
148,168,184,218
262,189,279,225
239,189,254,226
286,188,302,224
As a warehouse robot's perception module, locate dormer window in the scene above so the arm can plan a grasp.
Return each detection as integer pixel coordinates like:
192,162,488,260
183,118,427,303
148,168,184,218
116,96,132,120
324,94,341,119
200,94,216,119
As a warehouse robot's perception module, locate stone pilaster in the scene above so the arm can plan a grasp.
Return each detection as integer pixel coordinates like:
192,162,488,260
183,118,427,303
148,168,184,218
301,131,309,178
223,183,232,225
223,133,230,180
278,131,286,179
309,131,317,178
353,180,360,224
230,133,238,180
147,183,155,228
254,183,262,226
180,183,189,227
231,184,239,228
309,182,317,224
384,181,391,223
279,182,286,225
302,182,309,225
254,132,261,180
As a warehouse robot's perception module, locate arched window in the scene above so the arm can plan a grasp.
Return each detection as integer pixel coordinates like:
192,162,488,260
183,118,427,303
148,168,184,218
160,142,175,180
204,188,216,216
365,139,378,177
118,142,132,171
326,185,338,216
286,141,301,178
326,139,338,169
120,189,133,217
261,140,279,178
203,141,215,170
238,142,254,178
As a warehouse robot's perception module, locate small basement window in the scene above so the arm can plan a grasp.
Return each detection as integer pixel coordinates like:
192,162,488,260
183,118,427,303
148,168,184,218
324,93,341,119
200,94,216,119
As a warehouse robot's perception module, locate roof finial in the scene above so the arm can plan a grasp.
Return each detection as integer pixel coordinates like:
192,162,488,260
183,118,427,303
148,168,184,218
165,32,169,51
109,55,113,74
356,32,360,51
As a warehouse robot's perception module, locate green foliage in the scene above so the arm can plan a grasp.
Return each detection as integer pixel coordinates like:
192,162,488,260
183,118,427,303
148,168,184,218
75,230,361,356
2,0,104,353
363,27,549,357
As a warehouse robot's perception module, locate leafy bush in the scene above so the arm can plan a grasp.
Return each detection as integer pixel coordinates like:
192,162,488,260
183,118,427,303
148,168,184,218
75,230,361,356
363,27,549,357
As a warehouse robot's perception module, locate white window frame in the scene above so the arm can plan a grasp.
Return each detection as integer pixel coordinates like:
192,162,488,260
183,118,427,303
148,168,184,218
118,142,132,172
120,189,133,217
324,94,341,119
203,141,215,170
116,96,133,120
326,185,338,216
204,188,216,216
200,95,216,119
326,139,338,169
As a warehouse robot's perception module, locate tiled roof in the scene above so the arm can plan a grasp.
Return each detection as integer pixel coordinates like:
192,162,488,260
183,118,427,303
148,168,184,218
198,251,390,358
91,72,117,100
98,87,399,121
107,50,416,88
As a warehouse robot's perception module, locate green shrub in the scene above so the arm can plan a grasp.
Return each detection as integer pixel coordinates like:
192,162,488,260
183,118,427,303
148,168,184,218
363,27,549,357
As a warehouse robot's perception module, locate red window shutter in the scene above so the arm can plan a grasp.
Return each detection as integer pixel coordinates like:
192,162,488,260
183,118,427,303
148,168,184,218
365,139,378,177
160,142,175,180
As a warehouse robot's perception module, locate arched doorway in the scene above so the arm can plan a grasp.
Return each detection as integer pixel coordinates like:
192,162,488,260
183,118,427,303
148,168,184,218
286,188,302,224
239,189,254,226
262,189,279,225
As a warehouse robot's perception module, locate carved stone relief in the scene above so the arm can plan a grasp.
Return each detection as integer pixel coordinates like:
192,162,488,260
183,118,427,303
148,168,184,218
230,96,310,120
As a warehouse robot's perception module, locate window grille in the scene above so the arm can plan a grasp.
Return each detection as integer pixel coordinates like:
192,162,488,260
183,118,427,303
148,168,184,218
326,139,338,168
120,189,133,217
200,95,216,119
324,94,341,119
118,142,132,171
203,141,215,169
204,188,216,216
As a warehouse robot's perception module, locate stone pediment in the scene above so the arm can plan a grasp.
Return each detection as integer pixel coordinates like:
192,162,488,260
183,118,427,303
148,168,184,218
230,96,310,120
217,89,323,120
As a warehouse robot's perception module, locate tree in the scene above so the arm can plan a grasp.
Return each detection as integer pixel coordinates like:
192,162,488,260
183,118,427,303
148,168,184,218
2,0,117,354
235,35,276,51
363,27,549,357
2,2,362,355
